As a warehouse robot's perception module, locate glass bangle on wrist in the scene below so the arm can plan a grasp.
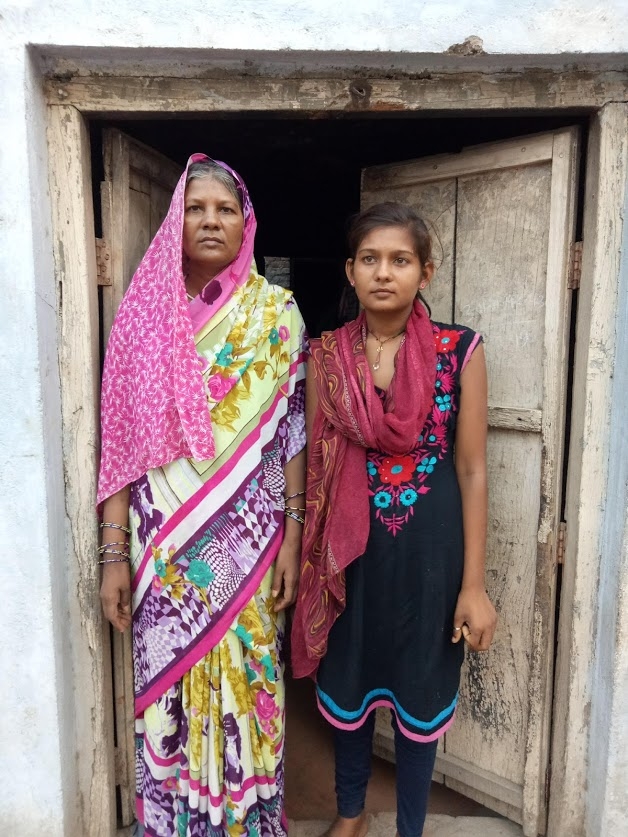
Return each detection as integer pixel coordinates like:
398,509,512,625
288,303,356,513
100,521,131,535
285,510,305,524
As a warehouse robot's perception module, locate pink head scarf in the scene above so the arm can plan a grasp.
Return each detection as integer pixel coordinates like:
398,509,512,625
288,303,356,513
97,154,256,506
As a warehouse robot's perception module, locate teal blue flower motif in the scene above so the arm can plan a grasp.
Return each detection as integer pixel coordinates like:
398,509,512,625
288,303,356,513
435,394,451,412
226,806,236,827
374,491,392,509
435,380,442,388
367,461,377,476
260,653,275,682
154,558,167,578
215,342,233,367
418,456,437,474
185,559,215,587
391,464,404,475
245,662,257,684
269,328,280,345
428,434,436,443
399,488,418,507
436,362,442,371
177,811,190,837
235,624,254,647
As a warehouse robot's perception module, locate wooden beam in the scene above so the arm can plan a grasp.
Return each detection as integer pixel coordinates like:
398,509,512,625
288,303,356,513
549,103,628,837
47,103,117,837
488,406,543,432
44,68,628,114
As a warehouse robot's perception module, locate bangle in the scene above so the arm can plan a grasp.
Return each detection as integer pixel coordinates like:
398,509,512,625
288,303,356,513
100,522,131,535
99,548,130,559
285,491,305,501
98,557,130,565
285,510,305,524
285,506,306,513
98,541,129,553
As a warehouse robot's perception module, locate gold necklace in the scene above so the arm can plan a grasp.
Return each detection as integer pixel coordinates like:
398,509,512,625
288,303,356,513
367,328,405,371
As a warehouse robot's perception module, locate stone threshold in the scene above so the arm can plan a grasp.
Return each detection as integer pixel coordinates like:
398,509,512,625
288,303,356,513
289,813,524,836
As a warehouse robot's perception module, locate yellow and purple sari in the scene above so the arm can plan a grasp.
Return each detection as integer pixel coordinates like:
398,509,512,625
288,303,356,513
131,268,306,836
98,157,307,836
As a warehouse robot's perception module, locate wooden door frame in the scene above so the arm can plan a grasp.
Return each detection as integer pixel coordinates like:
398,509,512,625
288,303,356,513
41,49,628,837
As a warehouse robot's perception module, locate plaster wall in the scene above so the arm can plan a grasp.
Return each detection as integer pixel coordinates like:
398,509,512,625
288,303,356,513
586,162,628,837
1,1,628,835
0,47,71,837
3,0,628,54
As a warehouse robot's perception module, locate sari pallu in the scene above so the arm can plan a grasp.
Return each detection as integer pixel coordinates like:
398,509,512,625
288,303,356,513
130,271,307,837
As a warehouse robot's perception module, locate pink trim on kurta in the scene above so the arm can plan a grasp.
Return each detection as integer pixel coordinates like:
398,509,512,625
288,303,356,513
462,331,482,372
135,534,281,716
316,695,455,743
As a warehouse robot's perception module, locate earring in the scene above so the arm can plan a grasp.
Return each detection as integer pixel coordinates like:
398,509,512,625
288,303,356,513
419,282,426,289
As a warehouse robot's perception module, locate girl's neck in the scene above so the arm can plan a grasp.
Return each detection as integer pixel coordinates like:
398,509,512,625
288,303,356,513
364,307,412,340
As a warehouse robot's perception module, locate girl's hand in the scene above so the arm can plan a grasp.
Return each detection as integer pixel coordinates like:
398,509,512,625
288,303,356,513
451,586,497,652
100,563,132,633
272,537,301,612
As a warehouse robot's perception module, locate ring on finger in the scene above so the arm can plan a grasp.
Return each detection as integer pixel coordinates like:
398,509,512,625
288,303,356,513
453,626,461,632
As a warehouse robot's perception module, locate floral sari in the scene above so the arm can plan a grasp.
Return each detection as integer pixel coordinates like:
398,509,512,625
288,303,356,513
129,267,306,836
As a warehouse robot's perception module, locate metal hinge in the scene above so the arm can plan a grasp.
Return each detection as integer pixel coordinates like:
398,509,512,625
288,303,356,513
96,237,112,286
568,241,583,290
556,521,567,565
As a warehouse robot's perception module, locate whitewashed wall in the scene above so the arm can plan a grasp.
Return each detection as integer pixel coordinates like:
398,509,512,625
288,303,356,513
1,2,628,835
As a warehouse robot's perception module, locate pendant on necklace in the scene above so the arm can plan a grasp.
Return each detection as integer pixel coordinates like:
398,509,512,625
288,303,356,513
372,345,383,371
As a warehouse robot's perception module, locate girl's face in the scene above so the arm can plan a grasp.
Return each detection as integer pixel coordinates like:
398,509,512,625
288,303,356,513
182,177,244,278
346,225,433,316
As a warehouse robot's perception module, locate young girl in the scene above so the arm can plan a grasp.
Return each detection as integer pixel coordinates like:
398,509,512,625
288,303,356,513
291,202,497,837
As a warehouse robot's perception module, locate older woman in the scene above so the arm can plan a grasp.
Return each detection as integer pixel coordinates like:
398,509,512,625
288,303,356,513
98,155,307,837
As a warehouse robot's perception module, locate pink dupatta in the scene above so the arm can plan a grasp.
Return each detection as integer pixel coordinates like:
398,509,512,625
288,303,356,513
97,155,255,505
292,301,437,678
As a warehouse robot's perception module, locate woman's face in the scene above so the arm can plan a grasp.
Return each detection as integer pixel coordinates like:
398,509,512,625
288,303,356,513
183,176,244,278
346,225,433,314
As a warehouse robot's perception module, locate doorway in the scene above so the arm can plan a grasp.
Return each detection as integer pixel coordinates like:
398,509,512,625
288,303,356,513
89,110,585,836
90,112,586,337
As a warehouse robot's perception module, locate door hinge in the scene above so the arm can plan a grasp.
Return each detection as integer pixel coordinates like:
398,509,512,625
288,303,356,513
568,241,583,290
556,521,567,565
96,237,112,286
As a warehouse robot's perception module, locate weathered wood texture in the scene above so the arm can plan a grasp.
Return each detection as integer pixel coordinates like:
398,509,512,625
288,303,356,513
102,129,182,340
365,129,578,836
549,104,628,837
43,68,628,114
101,129,181,826
47,104,116,837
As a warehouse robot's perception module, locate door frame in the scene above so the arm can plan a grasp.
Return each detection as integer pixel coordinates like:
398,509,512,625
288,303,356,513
41,49,628,836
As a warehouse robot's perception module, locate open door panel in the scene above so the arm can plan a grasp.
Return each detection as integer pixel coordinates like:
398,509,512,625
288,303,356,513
364,129,579,836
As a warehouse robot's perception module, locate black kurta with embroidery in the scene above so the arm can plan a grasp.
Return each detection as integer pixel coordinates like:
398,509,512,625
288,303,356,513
315,323,482,742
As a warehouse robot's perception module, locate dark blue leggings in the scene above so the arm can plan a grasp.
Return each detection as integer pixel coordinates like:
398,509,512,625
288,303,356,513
333,711,438,837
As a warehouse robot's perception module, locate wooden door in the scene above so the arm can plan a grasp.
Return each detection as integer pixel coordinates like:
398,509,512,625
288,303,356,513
100,128,182,827
364,129,579,836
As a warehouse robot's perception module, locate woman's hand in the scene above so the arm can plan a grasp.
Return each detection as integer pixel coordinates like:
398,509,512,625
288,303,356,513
451,585,497,652
100,563,132,632
272,536,301,612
